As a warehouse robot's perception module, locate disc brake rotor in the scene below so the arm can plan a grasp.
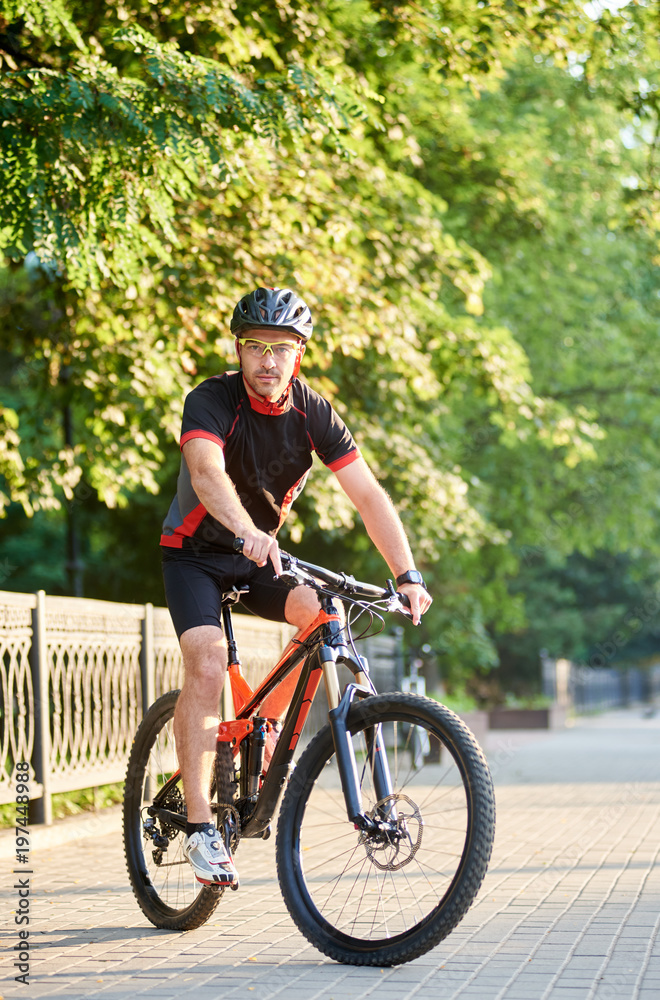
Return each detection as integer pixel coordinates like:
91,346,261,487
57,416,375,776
360,793,423,872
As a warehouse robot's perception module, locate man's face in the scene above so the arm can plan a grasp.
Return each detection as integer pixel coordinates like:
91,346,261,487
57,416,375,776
238,328,304,400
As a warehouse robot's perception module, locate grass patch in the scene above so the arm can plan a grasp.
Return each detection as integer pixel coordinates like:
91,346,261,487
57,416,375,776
0,782,124,829
435,687,480,715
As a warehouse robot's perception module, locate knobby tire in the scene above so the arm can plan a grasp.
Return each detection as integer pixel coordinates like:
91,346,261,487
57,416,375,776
275,692,496,966
123,689,235,930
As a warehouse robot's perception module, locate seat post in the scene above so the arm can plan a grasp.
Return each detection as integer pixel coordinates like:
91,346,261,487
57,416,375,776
221,604,237,723
221,603,240,667
220,600,254,719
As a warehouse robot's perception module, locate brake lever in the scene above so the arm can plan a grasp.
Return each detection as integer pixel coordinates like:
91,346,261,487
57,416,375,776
278,562,316,588
385,579,414,621
386,595,414,619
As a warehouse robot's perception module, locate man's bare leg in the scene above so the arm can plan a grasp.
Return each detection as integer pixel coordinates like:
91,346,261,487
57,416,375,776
173,624,227,824
257,584,323,761
173,587,329,812
285,583,322,630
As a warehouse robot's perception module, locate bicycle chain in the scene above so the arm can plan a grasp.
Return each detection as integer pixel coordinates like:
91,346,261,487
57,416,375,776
217,802,242,854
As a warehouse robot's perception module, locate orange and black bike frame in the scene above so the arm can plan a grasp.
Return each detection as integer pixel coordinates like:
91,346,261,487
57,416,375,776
150,591,396,840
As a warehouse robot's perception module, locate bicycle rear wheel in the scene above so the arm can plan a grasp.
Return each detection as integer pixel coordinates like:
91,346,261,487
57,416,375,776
276,692,495,966
123,689,236,930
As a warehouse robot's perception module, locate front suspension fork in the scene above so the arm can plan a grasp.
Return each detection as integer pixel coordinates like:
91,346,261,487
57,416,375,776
322,646,394,830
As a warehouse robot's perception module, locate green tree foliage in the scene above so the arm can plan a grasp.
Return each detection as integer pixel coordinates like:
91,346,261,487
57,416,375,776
0,0,366,287
2,0,660,690
424,46,660,687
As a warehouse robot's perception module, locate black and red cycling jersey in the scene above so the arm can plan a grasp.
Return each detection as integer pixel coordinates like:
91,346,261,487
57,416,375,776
160,372,359,553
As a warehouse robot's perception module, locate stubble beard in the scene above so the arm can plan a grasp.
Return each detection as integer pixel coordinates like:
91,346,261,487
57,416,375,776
243,367,287,400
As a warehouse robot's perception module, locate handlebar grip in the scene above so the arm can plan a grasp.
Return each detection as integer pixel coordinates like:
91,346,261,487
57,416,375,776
397,592,412,610
233,537,244,554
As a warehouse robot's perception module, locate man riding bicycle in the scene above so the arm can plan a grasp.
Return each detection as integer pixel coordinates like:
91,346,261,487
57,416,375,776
160,286,432,889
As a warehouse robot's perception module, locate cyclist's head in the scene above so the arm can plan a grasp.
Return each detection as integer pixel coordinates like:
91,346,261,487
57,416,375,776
231,287,312,342
231,287,311,383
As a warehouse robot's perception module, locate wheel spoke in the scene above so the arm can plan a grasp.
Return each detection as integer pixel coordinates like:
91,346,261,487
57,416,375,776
123,690,229,930
277,693,495,965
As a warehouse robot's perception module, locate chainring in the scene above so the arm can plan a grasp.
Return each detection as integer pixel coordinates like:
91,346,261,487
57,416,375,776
217,802,242,855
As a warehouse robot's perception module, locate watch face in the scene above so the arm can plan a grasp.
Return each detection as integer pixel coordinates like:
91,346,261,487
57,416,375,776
398,570,424,585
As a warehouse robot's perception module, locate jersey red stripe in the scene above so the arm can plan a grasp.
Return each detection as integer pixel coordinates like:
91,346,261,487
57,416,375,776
326,449,359,472
180,430,224,451
160,501,208,546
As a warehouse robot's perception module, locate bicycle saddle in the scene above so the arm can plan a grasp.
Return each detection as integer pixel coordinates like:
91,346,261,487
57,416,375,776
221,585,250,607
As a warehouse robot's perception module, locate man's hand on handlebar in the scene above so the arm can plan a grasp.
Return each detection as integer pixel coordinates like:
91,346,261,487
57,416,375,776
235,530,283,576
397,582,433,626
233,541,431,622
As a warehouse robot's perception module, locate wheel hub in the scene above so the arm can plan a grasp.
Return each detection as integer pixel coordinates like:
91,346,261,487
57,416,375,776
360,793,423,871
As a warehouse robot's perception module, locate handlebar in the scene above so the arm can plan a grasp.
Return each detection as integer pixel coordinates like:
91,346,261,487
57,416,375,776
232,537,411,611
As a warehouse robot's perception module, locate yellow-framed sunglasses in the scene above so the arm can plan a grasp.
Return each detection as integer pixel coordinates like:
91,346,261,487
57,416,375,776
237,337,300,360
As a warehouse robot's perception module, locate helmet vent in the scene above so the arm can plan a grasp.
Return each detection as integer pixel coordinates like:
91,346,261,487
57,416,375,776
230,286,313,341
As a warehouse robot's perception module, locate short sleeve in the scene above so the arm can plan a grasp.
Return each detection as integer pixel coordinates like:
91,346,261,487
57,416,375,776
179,378,234,451
305,389,359,471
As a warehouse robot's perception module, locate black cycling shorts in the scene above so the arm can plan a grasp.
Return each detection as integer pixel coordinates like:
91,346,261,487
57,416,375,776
161,548,293,639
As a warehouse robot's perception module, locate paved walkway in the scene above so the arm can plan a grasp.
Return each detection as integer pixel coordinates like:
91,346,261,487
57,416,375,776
2,708,659,999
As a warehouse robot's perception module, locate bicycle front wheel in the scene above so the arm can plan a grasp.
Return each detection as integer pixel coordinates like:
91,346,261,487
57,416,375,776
276,692,495,966
123,689,235,930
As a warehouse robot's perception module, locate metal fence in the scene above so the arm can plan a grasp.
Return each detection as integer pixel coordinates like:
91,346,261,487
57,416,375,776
0,589,400,826
1,589,295,825
541,654,660,714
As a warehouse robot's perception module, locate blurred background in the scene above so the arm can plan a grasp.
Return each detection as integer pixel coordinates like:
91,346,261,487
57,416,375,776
2,0,660,710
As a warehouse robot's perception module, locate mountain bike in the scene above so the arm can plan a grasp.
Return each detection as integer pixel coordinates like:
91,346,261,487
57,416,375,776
123,550,496,967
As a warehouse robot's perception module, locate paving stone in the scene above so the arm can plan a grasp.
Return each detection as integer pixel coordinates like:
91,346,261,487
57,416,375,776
4,707,659,1000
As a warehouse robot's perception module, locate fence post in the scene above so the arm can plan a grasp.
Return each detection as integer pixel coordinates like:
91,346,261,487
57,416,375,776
29,590,52,826
141,603,156,717
540,649,556,701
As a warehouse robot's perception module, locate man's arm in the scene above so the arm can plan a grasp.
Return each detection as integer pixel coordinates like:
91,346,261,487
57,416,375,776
333,457,432,625
182,438,282,574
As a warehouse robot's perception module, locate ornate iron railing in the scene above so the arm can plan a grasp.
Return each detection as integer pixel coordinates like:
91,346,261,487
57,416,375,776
541,653,660,714
0,592,35,807
0,589,297,825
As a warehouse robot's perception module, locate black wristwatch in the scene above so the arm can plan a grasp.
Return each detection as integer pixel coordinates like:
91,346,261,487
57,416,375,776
396,569,426,589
